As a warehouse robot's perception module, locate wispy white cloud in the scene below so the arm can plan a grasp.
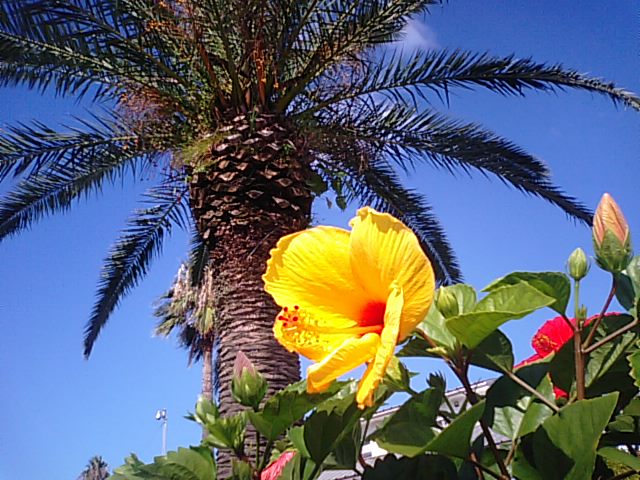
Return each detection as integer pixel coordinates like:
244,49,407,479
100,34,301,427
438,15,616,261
397,19,439,51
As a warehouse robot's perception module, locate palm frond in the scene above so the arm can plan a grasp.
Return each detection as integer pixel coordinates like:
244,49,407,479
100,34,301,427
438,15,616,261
302,49,640,115
84,177,189,357
0,145,152,243
315,102,593,224
0,112,151,181
188,229,209,288
276,0,443,110
0,0,192,103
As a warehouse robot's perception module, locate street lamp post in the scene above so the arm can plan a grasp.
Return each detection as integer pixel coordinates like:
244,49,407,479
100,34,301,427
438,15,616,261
155,409,168,455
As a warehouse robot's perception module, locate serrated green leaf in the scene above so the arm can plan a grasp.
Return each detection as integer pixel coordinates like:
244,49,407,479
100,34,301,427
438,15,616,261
471,329,514,372
426,401,484,458
112,447,216,480
415,302,458,351
483,363,553,440
203,413,246,452
446,283,555,348
370,388,443,457
362,454,458,480
303,402,362,465
248,380,348,441
483,271,571,314
518,393,619,480
598,446,640,471
628,347,640,388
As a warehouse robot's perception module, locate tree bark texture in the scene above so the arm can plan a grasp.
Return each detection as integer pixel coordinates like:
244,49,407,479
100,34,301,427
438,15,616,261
189,113,312,474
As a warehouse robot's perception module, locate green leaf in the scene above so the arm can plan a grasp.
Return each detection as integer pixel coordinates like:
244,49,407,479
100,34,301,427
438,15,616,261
111,447,216,480
396,336,440,359
288,426,311,459
471,329,514,373
446,283,555,348
426,401,485,458
627,347,640,388
598,446,640,471
383,356,415,393
277,453,319,480
483,271,571,314
415,303,458,351
370,388,443,457
231,460,252,480
194,396,219,424
326,421,361,470
516,393,619,480
248,380,348,441
203,413,246,452
303,402,362,465
483,363,553,440
362,454,458,480
444,284,478,314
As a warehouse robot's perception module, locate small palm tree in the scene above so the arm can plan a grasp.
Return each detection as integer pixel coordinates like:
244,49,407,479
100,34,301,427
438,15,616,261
154,242,217,404
1,0,639,432
78,455,109,480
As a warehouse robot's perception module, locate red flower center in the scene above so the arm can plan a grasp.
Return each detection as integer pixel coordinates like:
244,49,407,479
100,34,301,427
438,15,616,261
359,301,386,329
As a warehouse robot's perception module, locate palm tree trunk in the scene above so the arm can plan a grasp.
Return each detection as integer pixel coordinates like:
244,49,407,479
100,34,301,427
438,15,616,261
200,339,214,440
189,113,312,475
201,340,214,402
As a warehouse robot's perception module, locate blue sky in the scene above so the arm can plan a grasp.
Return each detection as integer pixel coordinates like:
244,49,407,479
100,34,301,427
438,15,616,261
0,2,638,479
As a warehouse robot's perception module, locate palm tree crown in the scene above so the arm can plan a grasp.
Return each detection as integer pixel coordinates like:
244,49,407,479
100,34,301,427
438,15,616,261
1,0,638,375
78,455,110,480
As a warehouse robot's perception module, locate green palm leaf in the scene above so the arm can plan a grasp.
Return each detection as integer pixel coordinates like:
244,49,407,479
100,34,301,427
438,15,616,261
316,102,592,224
84,177,189,356
303,49,640,115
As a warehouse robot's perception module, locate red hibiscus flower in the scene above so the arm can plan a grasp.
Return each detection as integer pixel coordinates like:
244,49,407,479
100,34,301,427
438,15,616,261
516,313,619,399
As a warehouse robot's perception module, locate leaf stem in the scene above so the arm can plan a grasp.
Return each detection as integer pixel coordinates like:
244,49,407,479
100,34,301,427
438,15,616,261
583,278,617,349
453,362,510,480
573,280,586,400
501,369,560,413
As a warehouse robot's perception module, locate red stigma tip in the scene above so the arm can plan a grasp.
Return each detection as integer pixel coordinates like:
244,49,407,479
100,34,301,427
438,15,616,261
283,307,288,312
292,316,298,321
294,305,299,310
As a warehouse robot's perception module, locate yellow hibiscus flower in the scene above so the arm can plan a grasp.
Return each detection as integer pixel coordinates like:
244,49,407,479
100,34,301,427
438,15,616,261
263,207,435,408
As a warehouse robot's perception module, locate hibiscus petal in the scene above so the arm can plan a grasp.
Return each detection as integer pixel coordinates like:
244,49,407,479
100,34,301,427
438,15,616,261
307,333,380,393
263,226,369,328
349,207,435,339
273,307,357,362
356,284,403,408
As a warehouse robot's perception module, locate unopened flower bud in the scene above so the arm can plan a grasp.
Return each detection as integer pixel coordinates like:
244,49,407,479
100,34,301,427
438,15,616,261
435,287,459,318
593,193,632,273
232,352,267,410
567,247,589,281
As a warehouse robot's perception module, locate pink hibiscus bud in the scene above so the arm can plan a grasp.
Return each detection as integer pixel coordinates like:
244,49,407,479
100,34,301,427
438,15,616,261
261,451,296,480
233,351,256,377
232,351,267,409
593,193,632,273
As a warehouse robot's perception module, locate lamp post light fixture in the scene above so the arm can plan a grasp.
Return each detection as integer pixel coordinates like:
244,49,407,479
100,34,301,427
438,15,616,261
155,408,168,455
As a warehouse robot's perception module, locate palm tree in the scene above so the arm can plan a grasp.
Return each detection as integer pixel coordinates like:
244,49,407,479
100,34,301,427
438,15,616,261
154,242,217,404
1,0,639,427
78,455,109,480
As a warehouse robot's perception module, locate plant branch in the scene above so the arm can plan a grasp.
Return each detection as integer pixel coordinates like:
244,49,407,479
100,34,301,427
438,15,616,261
583,318,640,355
453,362,510,480
468,455,502,479
573,280,586,400
501,369,560,413
583,278,617,348
561,314,577,332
